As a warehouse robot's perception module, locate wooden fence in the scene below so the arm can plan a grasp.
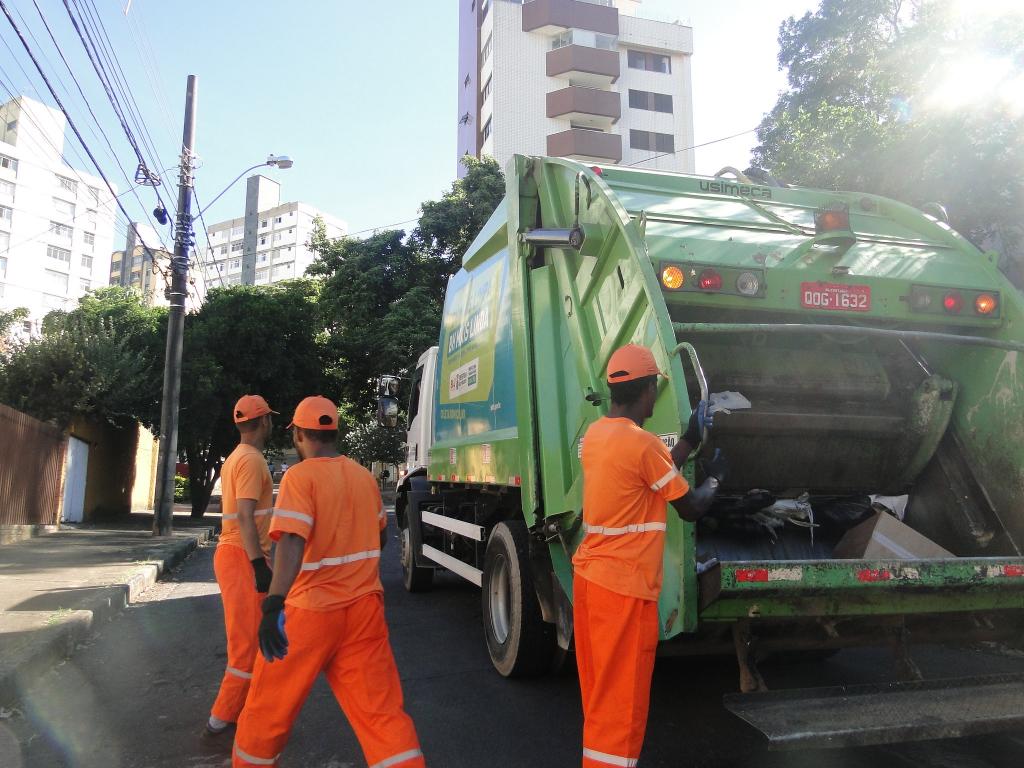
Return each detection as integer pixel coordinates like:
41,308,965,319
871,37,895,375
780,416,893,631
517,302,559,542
0,403,66,526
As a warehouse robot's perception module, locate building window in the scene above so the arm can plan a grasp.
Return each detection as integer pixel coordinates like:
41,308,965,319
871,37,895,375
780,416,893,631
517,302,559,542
52,198,76,218
47,245,71,263
79,278,91,292
89,186,100,205
0,154,18,173
50,221,73,242
481,33,492,64
231,225,243,237
231,242,243,252
229,258,241,270
45,268,69,293
0,255,6,277
260,236,267,245
481,116,492,144
630,129,674,153
219,245,228,255
86,209,97,230
56,175,78,195
272,232,283,242
256,269,269,283
551,28,617,51
0,204,10,223
481,75,492,103
81,254,93,269
258,252,268,262
628,89,673,113
288,228,294,235
0,179,13,202
274,216,282,224
83,231,95,251
261,219,268,228
628,49,671,73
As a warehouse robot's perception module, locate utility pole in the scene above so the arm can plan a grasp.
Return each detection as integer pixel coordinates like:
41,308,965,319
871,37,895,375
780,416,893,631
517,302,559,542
153,75,197,536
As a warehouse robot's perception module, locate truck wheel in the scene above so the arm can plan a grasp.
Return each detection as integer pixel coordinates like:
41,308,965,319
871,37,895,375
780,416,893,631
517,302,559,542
401,512,433,593
482,521,555,677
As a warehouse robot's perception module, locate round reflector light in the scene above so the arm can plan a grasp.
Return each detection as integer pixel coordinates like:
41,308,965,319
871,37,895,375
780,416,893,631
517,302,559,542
661,265,684,290
975,293,997,315
943,291,963,314
698,269,723,291
736,271,761,296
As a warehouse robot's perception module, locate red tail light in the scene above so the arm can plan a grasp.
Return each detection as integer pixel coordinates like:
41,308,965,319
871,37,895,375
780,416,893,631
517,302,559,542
698,269,723,291
943,292,963,314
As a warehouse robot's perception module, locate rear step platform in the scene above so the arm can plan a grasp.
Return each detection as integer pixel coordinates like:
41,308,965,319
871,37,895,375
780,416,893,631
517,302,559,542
723,673,1024,749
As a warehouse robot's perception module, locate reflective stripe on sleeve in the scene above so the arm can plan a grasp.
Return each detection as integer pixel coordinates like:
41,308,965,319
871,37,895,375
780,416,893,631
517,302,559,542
649,467,680,492
273,508,314,526
369,748,424,768
222,508,272,521
584,522,666,536
234,744,280,765
225,665,252,680
378,507,386,520
582,747,639,767
300,549,381,571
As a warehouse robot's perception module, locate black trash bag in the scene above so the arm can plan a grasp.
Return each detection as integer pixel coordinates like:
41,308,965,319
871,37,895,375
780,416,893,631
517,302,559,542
701,490,777,537
812,495,874,534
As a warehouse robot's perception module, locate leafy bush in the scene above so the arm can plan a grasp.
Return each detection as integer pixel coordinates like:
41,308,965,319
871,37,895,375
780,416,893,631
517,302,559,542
174,474,191,502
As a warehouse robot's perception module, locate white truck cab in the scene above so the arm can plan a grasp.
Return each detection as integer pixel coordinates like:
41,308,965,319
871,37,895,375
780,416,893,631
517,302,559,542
404,346,437,477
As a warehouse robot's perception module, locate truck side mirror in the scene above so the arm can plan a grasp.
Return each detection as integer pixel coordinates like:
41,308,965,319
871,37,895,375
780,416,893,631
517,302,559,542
377,396,400,428
378,375,400,398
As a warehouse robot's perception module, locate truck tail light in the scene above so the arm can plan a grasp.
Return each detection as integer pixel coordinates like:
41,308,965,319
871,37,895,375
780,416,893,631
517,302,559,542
736,271,761,296
814,206,851,234
943,291,963,314
661,265,684,290
698,269,722,291
975,293,997,315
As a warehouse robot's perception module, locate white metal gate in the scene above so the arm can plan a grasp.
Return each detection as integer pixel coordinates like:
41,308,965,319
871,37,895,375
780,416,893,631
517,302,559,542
61,436,89,523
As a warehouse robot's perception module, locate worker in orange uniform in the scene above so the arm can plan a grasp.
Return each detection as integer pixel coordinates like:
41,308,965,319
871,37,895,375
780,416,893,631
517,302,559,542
206,395,278,738
573,344,726,768
233,395,425,768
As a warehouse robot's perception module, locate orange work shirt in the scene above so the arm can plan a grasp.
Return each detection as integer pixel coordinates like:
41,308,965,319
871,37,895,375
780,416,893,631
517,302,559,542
270,455,387,611
219,443,274,556
572,416,689,601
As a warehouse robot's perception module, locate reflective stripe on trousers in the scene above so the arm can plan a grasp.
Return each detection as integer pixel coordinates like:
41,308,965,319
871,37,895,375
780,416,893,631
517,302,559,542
583,522,666,536
222,508,272,521
233,744,279,765
369,748,425,768
301,550,381,571
226,666,252,680
583,748,639,767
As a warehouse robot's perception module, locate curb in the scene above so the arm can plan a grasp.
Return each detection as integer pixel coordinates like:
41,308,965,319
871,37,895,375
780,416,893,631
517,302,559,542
0,527,213,707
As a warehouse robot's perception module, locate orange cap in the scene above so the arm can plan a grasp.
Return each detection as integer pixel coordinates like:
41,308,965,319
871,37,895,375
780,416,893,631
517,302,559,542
288,395,339,430
233,394,278,424
606,344,666,384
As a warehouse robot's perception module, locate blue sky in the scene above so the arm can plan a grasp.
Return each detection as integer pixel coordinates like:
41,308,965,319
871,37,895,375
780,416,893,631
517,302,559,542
0,0,815,250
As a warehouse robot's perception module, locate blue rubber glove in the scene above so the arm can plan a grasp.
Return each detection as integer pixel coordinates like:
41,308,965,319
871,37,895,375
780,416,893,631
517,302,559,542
683,400,714,448
259,594,288,662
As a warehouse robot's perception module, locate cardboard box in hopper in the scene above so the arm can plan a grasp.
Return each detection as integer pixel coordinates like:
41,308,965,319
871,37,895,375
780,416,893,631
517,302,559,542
833,511,954,560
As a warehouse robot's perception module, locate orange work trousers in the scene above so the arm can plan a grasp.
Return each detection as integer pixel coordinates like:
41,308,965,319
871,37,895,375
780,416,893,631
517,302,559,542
211,543,264,723
574,575,659,768
233,593,424,768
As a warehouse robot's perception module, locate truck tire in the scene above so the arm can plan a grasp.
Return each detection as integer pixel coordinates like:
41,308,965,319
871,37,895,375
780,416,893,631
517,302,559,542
482,521,555,677
400,508,434,593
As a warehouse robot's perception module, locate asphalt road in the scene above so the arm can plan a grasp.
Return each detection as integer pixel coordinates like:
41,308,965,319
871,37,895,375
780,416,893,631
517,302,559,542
4,512,1024,768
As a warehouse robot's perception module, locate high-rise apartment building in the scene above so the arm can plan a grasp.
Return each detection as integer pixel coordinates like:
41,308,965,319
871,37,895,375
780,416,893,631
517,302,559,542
457,0,694,175
0,96,117,336
200,174,346,290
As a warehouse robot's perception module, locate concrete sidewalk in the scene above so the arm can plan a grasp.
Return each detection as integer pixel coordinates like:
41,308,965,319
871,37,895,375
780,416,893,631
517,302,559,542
0,511,216,706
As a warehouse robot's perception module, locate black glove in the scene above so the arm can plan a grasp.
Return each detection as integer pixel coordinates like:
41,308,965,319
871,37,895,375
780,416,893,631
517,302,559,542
700,448,728,484
258,594,288,662
683,400,713,448
251,557,273,594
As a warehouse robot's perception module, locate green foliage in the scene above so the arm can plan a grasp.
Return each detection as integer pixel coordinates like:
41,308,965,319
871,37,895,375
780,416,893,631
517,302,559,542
753,0,1024,262
0,289,165,428
178,280,327,515
337,404,405,466
174,474,190,502
0,306,28,338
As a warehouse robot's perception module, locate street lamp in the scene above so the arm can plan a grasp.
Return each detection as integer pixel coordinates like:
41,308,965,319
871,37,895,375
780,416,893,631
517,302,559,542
152,117,295,535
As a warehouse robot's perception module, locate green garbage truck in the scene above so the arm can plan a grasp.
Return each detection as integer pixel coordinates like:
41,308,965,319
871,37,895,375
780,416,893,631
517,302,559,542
383,155,1024,747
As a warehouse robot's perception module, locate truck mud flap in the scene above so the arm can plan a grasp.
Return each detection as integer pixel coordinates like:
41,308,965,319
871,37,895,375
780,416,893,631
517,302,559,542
723,673,1024,749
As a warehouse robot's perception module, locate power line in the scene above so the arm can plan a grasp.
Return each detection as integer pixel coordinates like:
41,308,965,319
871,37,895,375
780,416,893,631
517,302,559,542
343,217,420,238
624,127,758,168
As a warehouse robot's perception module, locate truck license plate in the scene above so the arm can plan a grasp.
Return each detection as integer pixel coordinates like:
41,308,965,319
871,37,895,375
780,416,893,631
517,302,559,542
800,282,871,312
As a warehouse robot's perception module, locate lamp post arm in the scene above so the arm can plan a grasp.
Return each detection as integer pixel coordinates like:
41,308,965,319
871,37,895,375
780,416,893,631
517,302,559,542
192,163,268,220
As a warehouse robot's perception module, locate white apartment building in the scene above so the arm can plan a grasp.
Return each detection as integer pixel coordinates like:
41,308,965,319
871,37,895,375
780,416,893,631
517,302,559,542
201,174,346,291
457,0,695,175
0,96,117,335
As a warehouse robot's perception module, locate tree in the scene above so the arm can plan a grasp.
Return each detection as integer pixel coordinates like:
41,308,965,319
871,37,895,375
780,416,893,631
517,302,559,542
0,306,28,352
0,289,164,428
178,280,326,517
413,155,505,279
337,405,405,468
753,0,1024,271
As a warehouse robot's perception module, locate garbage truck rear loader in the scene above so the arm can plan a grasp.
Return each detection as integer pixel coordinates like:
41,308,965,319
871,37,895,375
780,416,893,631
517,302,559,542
389,155,1024,747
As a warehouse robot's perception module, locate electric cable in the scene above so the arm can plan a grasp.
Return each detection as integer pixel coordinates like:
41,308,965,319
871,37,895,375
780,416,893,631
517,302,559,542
624,128,758,168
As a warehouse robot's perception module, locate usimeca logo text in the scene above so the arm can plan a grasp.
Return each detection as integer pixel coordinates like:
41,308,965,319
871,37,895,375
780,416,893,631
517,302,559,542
699,180,772,200
447,306,491,355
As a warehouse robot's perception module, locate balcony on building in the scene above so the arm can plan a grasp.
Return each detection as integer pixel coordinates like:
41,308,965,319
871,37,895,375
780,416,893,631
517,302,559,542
548,128,622,163
522,0,618,36
547,85,620,129
547,44,620,87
